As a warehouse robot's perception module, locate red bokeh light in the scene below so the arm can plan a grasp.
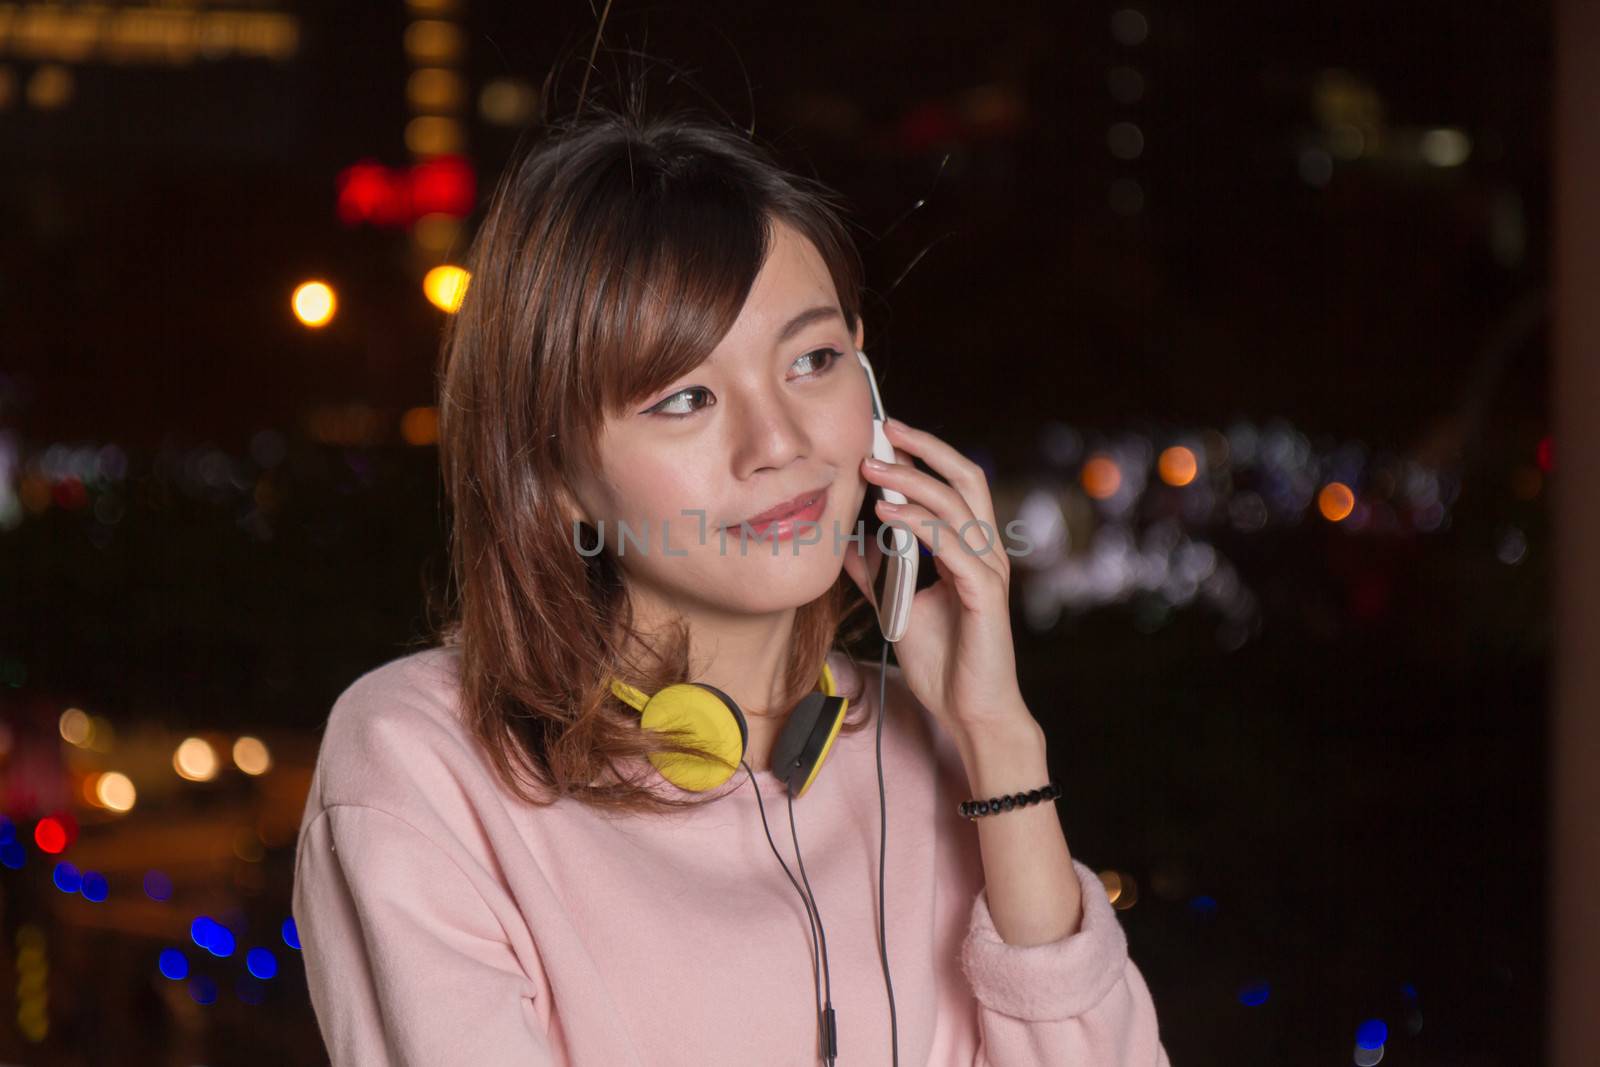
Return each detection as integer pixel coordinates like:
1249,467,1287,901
337,156,476,228
35,816,68,854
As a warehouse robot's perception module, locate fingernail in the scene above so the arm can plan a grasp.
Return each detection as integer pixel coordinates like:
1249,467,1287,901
876,499,901,512
864,457,887,470
885,417,905,430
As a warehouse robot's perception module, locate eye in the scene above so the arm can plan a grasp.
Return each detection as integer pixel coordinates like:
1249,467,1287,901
643,347,845,420
646,386,714,419
792,346,845,378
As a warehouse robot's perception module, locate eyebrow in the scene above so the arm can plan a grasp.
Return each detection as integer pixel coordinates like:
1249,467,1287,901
775,304,846,346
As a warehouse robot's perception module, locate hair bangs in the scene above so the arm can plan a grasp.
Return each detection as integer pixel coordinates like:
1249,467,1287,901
584,163,773,420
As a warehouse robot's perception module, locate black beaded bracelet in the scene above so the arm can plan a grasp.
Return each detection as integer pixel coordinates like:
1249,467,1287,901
959,781,1061,819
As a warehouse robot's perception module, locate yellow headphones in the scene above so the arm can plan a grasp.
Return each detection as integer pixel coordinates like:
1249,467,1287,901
609,661,848,797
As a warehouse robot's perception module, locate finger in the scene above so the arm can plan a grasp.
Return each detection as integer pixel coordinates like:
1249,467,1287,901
875,498,1008,601
882,419,1000,541
863,454,1002,570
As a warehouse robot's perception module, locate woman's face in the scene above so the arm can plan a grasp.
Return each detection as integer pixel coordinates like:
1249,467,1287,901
566,217,873,621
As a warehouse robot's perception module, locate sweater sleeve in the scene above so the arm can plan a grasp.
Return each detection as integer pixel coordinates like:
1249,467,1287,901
292,803,555,1067
958,857,1171,1066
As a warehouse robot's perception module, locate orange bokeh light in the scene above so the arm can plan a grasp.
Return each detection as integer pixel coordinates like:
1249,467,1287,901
1157,446,1198,486
1318,482,1356,522
1081,455,1122,499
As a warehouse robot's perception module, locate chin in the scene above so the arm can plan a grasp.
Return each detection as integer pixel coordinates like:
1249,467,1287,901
720,552,843,609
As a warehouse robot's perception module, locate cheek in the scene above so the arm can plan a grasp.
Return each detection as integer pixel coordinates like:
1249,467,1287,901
820,400,874,475
606,446,722,525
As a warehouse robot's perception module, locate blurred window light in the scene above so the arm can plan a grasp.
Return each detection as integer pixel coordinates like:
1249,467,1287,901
1299,147,1333,187
1107,66,1144,104
1328,123,1366,159
403,19,463,64
407,67,465,113
480,77,539,126
1110,8,1149,45
0,7,298,64
405,115,464,157
25,62,72,109
1419,127,1471,167
1109,177,1144,215
1312,68,1385,131
1108,121,1144,160
413,213,462,254
401,406,440,447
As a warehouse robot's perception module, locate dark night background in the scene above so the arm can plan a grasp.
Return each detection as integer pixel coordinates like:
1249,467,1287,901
0,1,1551,1064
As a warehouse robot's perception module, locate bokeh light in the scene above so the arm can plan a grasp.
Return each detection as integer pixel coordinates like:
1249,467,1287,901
173,736,219,781
157,948,188,980
1157,445,1198,486
232,736,272,776
58,706,91,745
422,264,470,312
291,281,336,327
1318,482,1356,522
1081,455,1122,500
95,771,137,812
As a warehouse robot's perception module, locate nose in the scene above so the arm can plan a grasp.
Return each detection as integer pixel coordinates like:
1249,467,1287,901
728,382,811,478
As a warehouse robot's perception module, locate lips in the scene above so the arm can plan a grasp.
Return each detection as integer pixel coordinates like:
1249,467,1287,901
732,484,830,528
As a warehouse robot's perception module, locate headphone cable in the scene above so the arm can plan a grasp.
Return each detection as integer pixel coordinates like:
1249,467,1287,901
789,790,837,1060
875,640,900,1067
744,760,834,1065
743,637,901,1066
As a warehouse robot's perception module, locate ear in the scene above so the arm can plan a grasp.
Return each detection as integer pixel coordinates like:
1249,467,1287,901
852,317,865,353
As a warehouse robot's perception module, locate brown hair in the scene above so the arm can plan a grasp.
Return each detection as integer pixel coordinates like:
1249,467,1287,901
430,99,881,817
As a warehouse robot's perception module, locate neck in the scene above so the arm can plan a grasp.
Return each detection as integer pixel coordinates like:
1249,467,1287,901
622,586,811,774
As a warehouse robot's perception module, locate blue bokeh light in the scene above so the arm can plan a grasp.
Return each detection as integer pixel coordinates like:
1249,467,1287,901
189,974,218,1005
281,916,301,950
188,915,240,957
1237,980,1271,1006
0,839,24,869
246,946,278,979
0,815,14,843
53,861,82,893
158,948,189,980
80,870,109,902
144,868,173,901
1356,1018,1388,1049
1187,894,1218,918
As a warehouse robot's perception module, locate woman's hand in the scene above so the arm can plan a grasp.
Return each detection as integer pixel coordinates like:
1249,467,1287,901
841,417,1038,746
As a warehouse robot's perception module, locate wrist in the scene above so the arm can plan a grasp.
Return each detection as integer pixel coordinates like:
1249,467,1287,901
952,712,1048,798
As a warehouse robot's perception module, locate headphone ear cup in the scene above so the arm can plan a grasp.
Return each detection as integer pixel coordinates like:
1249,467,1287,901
774,694,848,798
691,682,749,754
638,682,748,792
772,692,826,780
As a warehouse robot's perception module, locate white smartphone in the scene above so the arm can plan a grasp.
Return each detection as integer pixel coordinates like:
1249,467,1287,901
855,348,918,642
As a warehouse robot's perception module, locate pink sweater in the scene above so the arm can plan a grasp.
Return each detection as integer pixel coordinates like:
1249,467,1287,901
291,646,1170,1066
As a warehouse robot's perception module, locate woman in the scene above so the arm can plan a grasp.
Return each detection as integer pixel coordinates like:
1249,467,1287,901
291,100,1170,1066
